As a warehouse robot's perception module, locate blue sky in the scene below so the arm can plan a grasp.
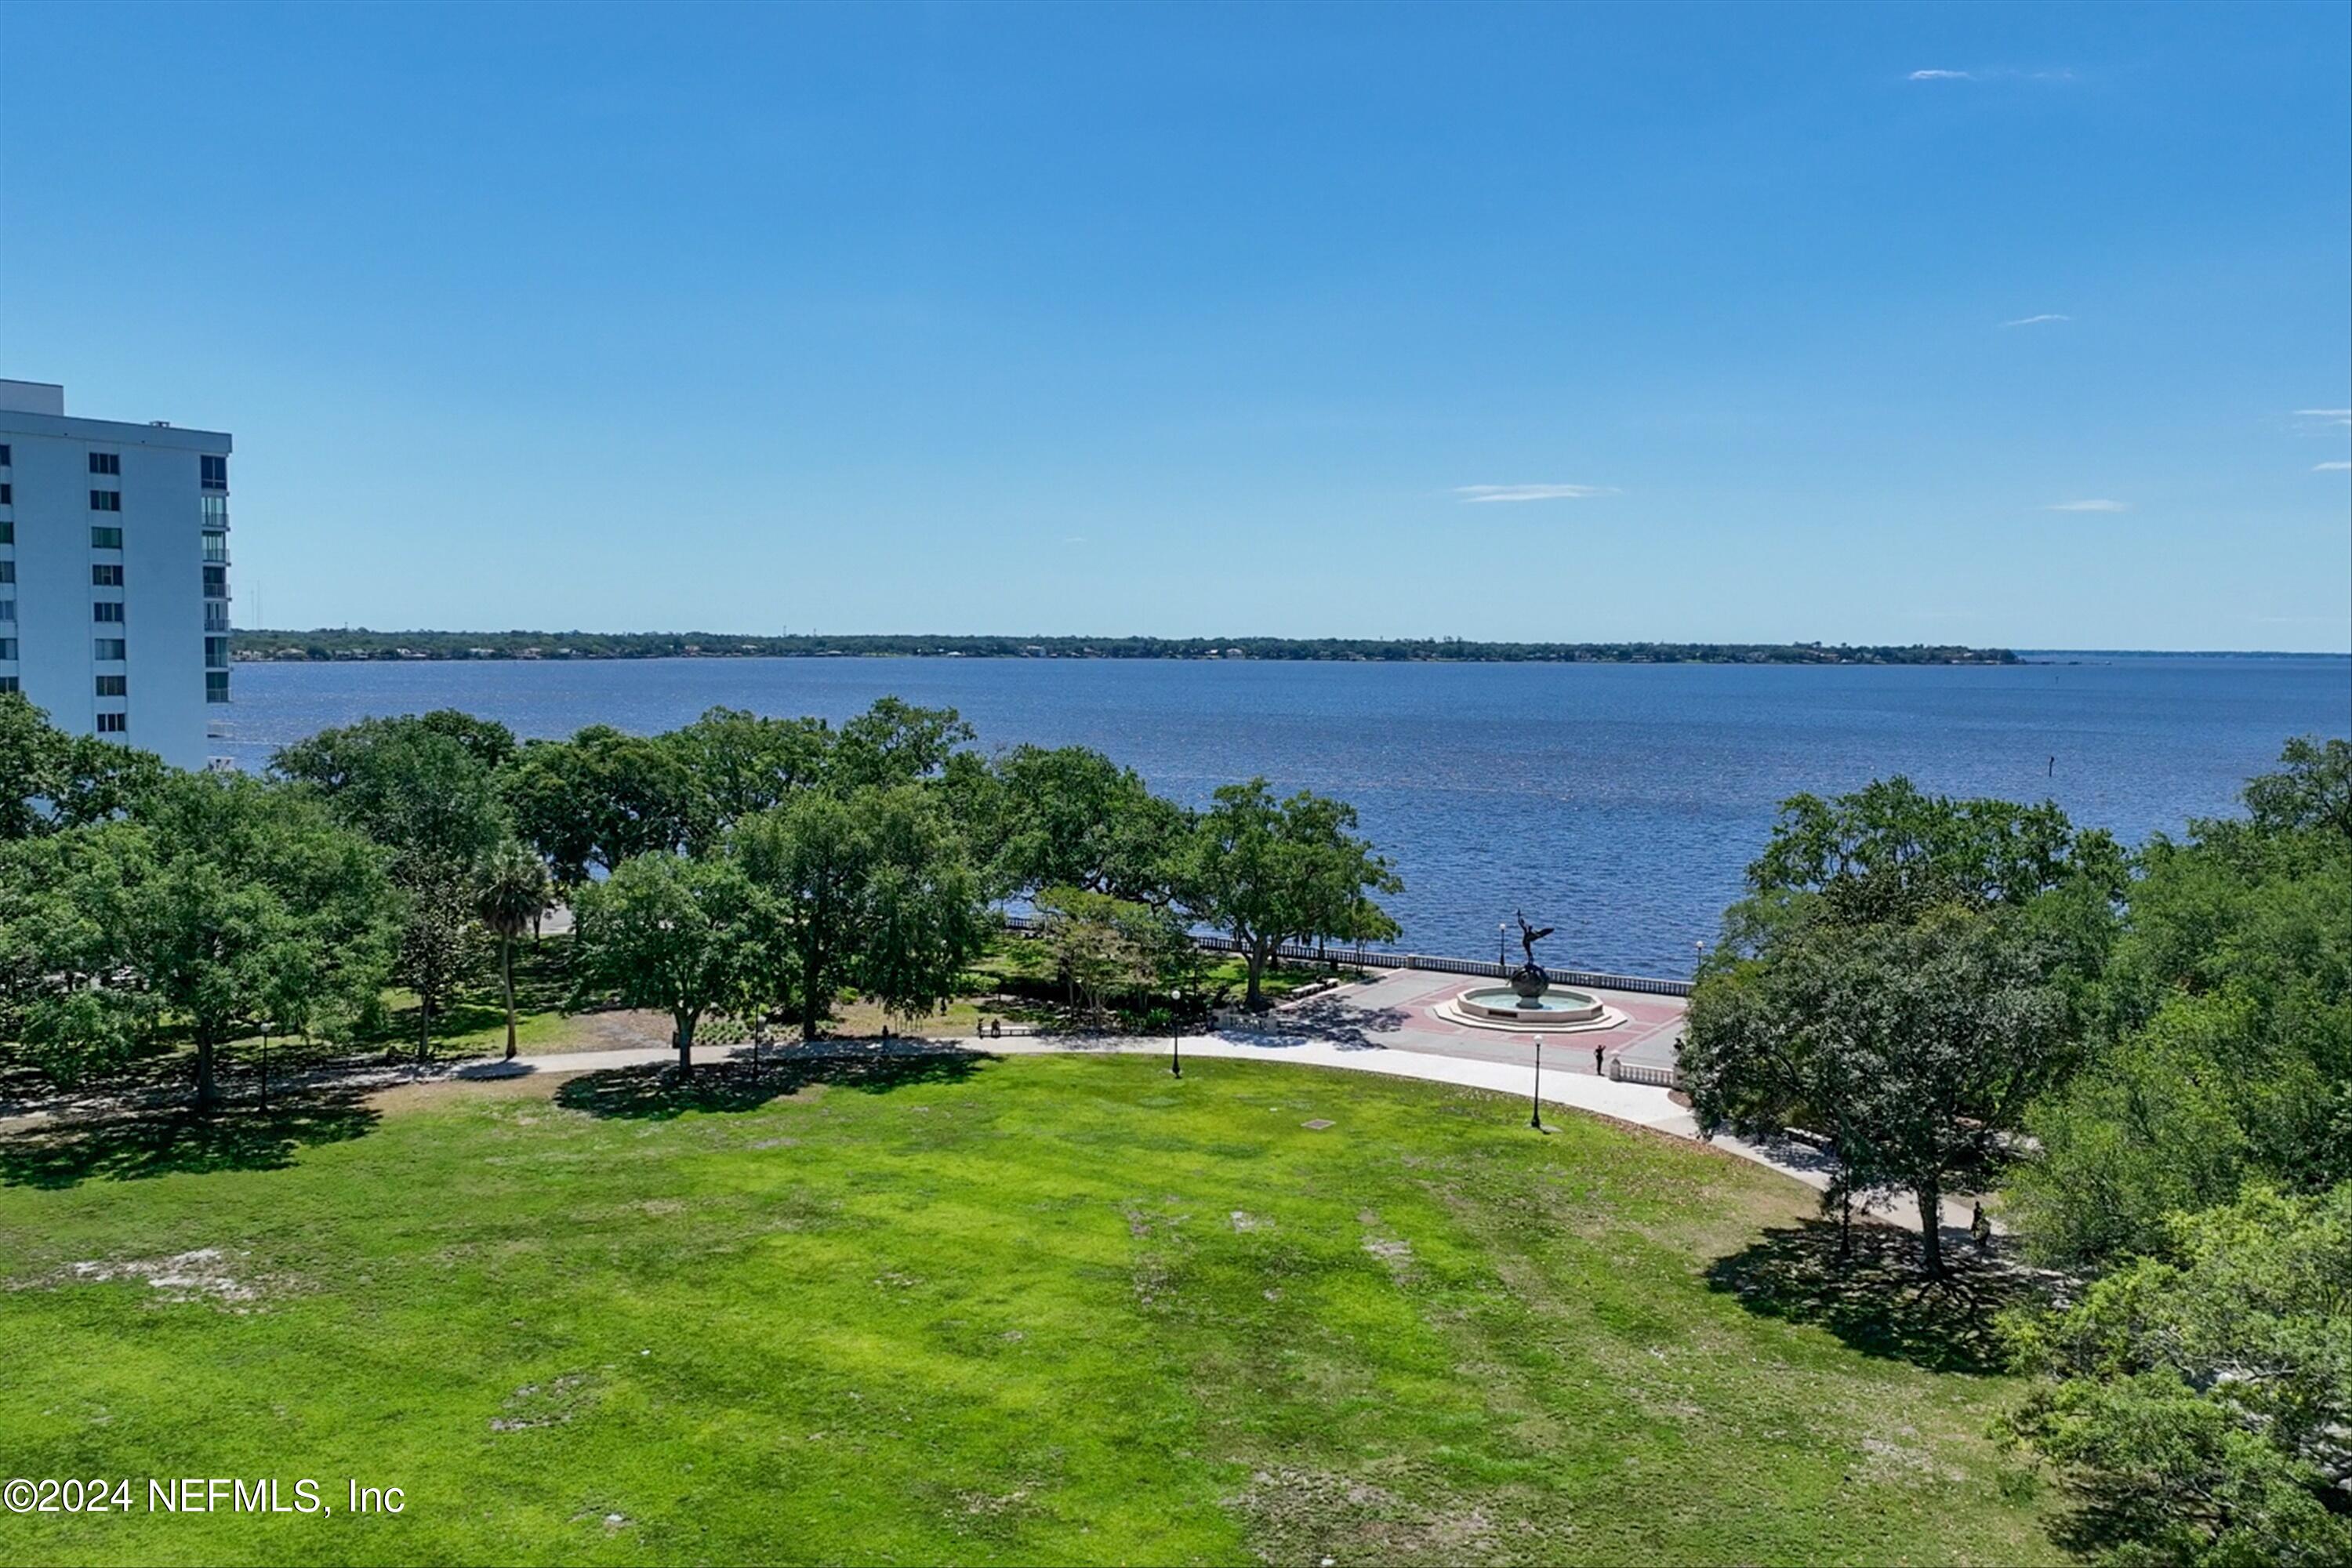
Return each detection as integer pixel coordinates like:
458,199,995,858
2,2,2346,650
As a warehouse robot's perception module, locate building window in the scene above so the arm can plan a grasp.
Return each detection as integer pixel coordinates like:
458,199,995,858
0,677,16,694
0,562,12,585
205,601,230,633
93,601,126,623
200,455,227,491
203,534,230,564
202,565,228,598
0,601,13,622
96,674,128,697
89,452,122,476
1,522,12,545
201,495,228,529
205,637,230,670
96,713,128,734
90,490,122,512
0,444,11,465
0,640,15,662
94,638,126,661
0,483,11,504
92,564,124,586
205,670,230,703
90,525,123,549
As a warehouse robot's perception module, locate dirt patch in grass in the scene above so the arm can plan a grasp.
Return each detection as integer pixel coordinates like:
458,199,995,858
1229,1466,1503,1566
491,1370,604,1432
368,1074,575,1116
42,1247,282,1310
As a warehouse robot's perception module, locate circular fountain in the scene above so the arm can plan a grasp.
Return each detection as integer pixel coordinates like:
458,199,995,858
1450,983,1611,1025
1433,912,1626,1033
1438,982,1622,1032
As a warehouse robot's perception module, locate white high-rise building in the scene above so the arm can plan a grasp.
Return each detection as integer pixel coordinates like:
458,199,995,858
0,379,233,771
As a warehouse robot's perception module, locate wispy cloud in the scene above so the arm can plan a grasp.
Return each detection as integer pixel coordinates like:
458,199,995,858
2002,313,2071,328
2316,461,2352,472
2046,499,2130,513
1911,67,2075,85
1454,484,1616,503
2295,408,2352,427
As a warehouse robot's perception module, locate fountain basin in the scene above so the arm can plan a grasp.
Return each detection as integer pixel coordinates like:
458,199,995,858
1436,983,1624,1033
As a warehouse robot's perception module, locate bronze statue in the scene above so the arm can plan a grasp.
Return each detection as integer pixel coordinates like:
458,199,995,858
1512,911,1554,1000
1515,912,1555,967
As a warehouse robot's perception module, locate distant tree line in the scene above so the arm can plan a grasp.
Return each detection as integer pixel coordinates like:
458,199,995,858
1683,736,2352,1566
230,628,2020,666
0,689,1399,1098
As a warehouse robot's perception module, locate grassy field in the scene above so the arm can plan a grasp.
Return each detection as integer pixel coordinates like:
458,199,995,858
0,1055,2056,1566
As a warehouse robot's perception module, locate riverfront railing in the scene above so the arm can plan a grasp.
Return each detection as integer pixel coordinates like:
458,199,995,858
1607,1060,1682,1090
997,913,1694,999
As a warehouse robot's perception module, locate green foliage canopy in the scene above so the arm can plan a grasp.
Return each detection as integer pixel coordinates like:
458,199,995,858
569,851,765,1076
1181,779,1401,1011
2004,1184,2352,1568
732,787,987,1041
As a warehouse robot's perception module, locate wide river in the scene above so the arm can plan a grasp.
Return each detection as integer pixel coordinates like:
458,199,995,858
218,654,2350,978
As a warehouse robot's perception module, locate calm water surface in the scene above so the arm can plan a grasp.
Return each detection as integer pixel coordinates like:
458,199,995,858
216,655,2350,978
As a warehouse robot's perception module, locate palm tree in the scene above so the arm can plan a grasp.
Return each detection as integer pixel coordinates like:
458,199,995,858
476,840,554,1061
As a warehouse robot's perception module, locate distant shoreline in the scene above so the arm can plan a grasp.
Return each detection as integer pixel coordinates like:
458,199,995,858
231,630,2020,666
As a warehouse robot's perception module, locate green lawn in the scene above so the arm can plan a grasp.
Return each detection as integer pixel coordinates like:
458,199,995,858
0,1057,2056,1565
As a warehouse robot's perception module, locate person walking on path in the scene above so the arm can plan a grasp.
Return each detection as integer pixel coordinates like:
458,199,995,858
1593,1043,1606,1077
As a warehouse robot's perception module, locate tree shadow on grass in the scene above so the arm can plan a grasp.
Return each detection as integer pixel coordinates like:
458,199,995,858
0,1086,380,1190
553,1048,995,1122
1704,1220,2039,1375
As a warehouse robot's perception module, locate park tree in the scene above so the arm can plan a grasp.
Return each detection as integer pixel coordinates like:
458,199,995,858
475,840,554,1061
1689,905,2066,1276
1747,775,2127,927
0,826,155,1084
2241,734,2352,840
271,709,517,793
0,689,166,840
2003,1183,2352,1567
1181,779,1401,1011
669,706,834,853
274,716,513,1060
828,698,974,793
732,786,987,1041
109,774,398,1109
1682,937,1882,1258
990,746,1189,903
1739,775,2127,1013
1034,885,1161,1026
1824,909,2066,1276
2007,739,2352,1269
569,851,765,1078
506,726,694,885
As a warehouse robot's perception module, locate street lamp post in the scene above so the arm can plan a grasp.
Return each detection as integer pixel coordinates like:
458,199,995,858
1530,1034,1544,1131
1497,924,1508,968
